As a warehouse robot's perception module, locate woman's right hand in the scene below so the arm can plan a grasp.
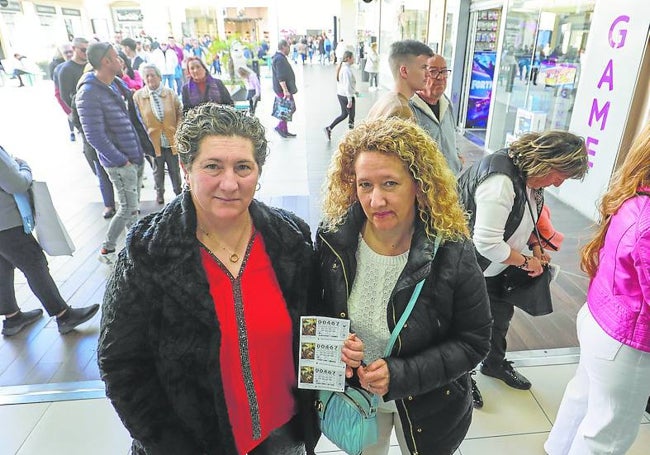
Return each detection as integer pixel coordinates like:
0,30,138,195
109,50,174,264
523,255,544,276
341,333,364,378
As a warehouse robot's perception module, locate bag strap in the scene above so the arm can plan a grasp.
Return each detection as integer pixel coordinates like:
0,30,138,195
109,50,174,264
524,191,546,255
384,236,442,357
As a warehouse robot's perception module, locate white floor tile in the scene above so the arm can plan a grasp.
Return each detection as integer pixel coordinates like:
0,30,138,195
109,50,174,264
0,402,49,455
520,363,578,424
460,432,548,455
629,422,650,455
16,399,131,455
467,373,551,438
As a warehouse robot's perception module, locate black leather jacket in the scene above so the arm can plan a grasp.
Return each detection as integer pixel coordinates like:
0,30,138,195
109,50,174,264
98,192,320,454
316,204,492,454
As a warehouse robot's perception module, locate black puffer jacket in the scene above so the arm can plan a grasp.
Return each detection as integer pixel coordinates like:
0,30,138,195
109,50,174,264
98,192,320,454
316,204,492,454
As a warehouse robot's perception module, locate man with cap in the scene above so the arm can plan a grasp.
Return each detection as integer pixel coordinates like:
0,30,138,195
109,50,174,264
75,42,153,264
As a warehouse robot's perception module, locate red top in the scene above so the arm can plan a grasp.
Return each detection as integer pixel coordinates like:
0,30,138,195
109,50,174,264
200,233,296,454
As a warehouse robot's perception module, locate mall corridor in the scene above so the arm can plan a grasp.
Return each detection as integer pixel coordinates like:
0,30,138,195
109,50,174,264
0,62,648,454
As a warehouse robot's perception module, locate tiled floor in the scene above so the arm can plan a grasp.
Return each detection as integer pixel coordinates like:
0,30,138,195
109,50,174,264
1,60,642,454
1,360,648,454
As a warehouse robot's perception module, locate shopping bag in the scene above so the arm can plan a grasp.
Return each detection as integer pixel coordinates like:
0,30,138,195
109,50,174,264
272,96,295,121
32,181,75,256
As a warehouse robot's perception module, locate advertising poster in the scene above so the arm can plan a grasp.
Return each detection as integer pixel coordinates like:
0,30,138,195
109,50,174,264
466,50,497,128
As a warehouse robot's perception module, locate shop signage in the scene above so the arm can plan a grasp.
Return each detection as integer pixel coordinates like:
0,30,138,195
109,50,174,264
1,0,21,12
114,8,143,22
560,1,650,220
35,5,56,15
62,8,81,17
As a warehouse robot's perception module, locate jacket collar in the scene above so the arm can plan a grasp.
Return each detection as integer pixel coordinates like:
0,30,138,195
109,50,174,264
410,93,450,123
320,202,435,286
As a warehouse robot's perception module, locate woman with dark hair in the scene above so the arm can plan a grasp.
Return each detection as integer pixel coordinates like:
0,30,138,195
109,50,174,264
457,130,589,408
545,122,650,455
324,50,357,141
117,50,143,90
98,104,319,455
182,56,233,113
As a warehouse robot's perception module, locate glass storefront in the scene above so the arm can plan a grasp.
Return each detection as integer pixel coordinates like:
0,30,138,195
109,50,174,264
486,0,595,151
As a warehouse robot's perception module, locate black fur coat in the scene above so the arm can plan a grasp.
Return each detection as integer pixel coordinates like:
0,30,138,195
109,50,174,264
98,191,320,454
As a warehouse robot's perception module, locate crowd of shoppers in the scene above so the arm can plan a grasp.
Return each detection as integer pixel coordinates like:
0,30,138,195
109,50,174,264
7,29,649,455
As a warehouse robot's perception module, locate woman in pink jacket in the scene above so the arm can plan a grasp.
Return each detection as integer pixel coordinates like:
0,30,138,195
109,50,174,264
545,122,650,455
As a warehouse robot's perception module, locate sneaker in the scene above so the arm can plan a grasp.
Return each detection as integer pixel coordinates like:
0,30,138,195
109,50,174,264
98,247,116,264
56,305,100,334
481,360,532,390
102,207,116,219
156,194,164,204
2,309,44,336
324,127,332,141
470,372,483,409
70,132,76,142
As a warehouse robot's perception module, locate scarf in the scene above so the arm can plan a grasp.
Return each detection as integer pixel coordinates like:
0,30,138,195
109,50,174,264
148,86,171,148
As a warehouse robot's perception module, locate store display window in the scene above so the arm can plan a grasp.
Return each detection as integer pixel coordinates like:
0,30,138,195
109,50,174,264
487,0,595,151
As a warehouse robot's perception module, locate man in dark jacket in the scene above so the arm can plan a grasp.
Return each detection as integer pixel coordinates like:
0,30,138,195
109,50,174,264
271,39,297,138
57,37,116,219
75,42,149,264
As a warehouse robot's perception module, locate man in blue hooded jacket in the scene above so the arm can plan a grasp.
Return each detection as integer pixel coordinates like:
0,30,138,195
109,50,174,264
75,42,152,264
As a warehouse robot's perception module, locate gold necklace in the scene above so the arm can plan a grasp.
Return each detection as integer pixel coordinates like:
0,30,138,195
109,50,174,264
198,223,251,263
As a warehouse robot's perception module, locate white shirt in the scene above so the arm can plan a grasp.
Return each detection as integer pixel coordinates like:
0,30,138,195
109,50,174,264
473,174,536,277
336,63,356,100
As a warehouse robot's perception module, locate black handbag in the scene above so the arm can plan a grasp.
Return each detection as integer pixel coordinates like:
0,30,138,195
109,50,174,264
499,194,553,316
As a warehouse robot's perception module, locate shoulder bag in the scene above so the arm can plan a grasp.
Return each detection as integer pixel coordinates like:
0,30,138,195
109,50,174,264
499,195,553,316
316,238,441,455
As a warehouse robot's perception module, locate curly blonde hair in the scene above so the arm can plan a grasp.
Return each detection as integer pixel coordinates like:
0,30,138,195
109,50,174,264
508,130,589,180
322,117,469,241
581,122,650,277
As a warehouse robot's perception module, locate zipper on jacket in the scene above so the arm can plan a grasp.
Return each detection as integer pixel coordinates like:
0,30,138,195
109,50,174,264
319,234,350,298
398,399,420,454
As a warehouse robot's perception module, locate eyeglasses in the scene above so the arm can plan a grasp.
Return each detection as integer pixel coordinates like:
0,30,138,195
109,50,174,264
428,68,452,79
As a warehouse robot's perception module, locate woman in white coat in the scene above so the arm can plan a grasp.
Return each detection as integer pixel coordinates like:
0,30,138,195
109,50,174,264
324,51,357,141
365,42,380,90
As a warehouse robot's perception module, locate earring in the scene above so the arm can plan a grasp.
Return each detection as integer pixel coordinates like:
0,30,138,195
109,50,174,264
256,182,261,191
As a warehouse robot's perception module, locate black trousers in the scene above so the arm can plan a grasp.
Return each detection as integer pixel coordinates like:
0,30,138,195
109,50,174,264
0,226,68,317
328,95,355,130
248,415,305,455
483,275,515,368
153,147,182,197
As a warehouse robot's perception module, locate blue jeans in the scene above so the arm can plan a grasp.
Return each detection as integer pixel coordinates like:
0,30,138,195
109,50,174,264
162,74,175,91
103,162,144,251
0,227,68,316
81,132,114,208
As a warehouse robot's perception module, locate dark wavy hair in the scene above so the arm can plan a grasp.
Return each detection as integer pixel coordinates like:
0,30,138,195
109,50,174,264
175,103,268,172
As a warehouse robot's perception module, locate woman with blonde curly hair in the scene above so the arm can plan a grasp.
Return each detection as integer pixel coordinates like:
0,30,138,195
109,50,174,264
545,122,650,455
317,117,492,454
457,130,588,408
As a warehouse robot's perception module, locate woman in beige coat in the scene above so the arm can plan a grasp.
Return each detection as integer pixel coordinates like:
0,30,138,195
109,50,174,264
134,63,183,204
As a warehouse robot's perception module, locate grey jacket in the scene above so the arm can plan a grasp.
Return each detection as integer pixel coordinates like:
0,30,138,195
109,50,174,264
0,146,31,232
410,94,462,176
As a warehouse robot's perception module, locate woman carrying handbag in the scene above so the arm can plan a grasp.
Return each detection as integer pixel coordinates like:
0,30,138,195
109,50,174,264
316,118,491,454
457,130,589,409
